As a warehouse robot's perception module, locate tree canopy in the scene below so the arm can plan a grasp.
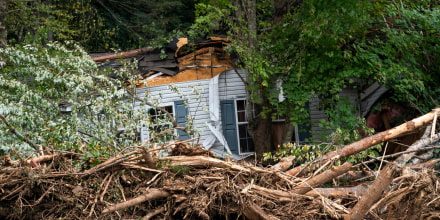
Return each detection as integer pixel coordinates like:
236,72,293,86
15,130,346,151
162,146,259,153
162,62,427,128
190,0,440,153
4,0,195,51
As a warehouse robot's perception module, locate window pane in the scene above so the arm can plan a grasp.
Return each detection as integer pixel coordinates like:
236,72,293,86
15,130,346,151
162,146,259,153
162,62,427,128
237,111,246,122
247,137,255,152
237,100,245,111
238,124,246,137
240,139,247,153
165,106,173,115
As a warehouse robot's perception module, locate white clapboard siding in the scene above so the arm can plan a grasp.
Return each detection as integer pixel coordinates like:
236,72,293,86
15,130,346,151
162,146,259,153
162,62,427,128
219,69,247,100
210,69,248,153
135,79,212,145
310,86,360,142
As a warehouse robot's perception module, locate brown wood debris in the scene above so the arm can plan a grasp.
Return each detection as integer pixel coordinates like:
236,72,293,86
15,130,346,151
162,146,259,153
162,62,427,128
0,109,440,219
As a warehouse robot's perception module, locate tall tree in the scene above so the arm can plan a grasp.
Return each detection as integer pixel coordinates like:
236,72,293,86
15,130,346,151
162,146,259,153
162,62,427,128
193,0,440,154
0,0,6,47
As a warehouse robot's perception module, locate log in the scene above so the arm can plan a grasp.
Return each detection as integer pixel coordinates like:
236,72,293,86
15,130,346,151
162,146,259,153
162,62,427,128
305,184,369,198
160,155,271,174
335,170,374,183
345,163,398,220
271,156,295,172
286,108,440,176
102,188,170,214
92,47,153,63
292,162,352,195
26,153,63,164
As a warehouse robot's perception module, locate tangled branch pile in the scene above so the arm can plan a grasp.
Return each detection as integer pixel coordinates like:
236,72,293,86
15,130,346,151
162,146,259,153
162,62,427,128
1,110,440,219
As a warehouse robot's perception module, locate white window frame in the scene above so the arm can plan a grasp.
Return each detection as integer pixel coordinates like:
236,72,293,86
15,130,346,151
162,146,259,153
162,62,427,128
140,104,175,143
234,99,255,155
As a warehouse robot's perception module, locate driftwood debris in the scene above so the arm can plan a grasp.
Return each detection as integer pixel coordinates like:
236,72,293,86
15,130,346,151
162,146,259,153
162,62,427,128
1,110,440,219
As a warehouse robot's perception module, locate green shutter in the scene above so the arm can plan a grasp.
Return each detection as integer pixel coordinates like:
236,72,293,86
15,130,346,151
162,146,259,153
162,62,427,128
221,100,239,154
174,100,189,140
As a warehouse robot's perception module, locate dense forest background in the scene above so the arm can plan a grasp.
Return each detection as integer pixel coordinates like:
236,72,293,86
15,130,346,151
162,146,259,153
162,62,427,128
1,0,195,50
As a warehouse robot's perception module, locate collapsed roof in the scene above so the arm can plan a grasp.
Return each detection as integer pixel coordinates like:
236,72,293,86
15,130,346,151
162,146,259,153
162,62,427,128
92,36,235,87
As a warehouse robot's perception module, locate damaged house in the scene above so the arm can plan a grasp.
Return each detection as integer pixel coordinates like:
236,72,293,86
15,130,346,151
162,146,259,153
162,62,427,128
93,37,403,160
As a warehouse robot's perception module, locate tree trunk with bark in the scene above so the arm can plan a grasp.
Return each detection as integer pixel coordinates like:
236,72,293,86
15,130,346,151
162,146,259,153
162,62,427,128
243,0,273,155
0,0,7,47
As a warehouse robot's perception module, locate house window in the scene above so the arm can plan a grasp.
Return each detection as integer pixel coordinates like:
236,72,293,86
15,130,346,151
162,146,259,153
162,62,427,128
147,105,175,143
235,99,254,154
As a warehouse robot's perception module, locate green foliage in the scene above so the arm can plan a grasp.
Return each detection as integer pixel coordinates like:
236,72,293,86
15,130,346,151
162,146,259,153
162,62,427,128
263,124,380,166
0,42,149,158
7,0,118,51
263,142,329,165
6,0,195,51
92,0,195,50
192,0,440,152
170,165,190,176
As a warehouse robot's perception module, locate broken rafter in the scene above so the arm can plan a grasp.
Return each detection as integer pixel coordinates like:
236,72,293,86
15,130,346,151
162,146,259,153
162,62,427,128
92,47,153,63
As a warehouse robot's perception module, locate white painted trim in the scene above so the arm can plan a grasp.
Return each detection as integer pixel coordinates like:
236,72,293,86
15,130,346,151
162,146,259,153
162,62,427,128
234,98,254,155
294,125,300,145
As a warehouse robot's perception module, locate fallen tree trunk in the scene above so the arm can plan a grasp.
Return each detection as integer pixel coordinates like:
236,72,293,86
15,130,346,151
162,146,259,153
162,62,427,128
92,47,153,63
292,162,352,195
335,170,374,183
345,163,398,220
286,108,440,176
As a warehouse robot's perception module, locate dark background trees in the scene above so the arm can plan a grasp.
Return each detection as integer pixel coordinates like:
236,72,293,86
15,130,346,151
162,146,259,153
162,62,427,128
3,0,195,51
